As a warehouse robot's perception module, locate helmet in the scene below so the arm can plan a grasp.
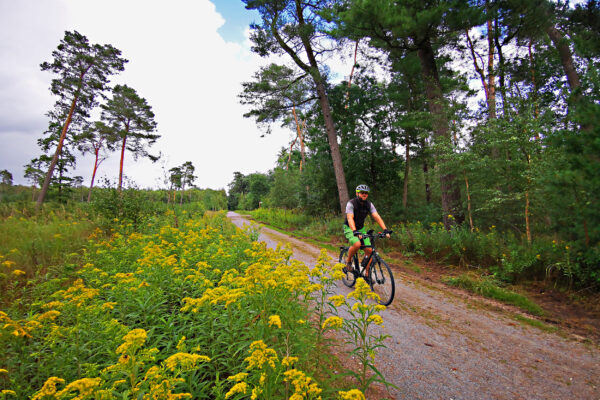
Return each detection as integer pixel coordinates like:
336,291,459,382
355,184,370,193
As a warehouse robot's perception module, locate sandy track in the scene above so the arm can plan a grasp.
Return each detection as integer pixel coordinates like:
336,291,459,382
227,212,599,400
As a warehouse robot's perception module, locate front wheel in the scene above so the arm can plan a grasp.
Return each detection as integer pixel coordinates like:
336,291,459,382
369,256,395,306
339,248,356,288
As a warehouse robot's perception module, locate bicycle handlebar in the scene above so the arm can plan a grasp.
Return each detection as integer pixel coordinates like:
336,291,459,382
353,229,393,239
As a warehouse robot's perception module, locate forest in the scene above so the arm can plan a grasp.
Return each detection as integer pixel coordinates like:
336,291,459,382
230,0,600,289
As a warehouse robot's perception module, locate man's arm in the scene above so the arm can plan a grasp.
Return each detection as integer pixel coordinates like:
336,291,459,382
372,212,390,237
347,213,357,231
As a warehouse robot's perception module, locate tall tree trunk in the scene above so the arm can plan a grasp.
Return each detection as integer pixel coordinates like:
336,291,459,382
528,40,541,122
464,170,474,231
525,154,532,243
286,133,299,170
417,38,462,228
87,148,100,202
423,160,431,204
403,134,411,208
299,120,306,172
37,95,78,207
466,16,497,157
486,14,496,120
118,135,127,193
346,40,360,109
292,106,306,172
314,77,349,213
274,0,349,213
494,18,509,118
546,26,581,93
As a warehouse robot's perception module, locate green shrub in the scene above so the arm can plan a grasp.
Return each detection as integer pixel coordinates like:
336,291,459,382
89,187,164,230
444,274,544,316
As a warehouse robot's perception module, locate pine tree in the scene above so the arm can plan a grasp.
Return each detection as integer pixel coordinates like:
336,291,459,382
100,85,159,193
37,31,126,206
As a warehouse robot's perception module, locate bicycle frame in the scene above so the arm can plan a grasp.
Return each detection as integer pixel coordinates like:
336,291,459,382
339,229,395,306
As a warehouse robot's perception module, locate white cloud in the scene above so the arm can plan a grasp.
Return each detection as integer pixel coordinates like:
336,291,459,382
0,0,293,190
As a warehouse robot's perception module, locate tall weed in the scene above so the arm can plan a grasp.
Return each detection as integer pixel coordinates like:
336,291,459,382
1,210,367,399
0,204,96,305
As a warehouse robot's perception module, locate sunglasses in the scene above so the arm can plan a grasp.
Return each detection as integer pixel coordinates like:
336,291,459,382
357,191,369,195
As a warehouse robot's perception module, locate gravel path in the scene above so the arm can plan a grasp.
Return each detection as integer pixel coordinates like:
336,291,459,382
227,212,600,400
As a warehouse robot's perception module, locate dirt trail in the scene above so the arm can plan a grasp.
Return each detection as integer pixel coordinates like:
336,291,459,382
227,212,599,400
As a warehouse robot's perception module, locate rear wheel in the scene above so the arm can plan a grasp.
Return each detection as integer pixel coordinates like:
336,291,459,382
369,256,395,306
339,248,356,288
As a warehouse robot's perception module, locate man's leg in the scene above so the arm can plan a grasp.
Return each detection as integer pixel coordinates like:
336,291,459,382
363,247,373,277
346,240,361,265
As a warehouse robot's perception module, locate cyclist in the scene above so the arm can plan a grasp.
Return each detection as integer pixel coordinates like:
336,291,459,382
343,184,390,276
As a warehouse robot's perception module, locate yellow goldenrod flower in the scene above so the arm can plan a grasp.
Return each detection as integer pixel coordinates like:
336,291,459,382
12,270,26,276
116,329,147,354
176,336,186,351
282,356,299,368
347,278,379,302
0,369,8,374
331,269,345,280
338,389,365,400
328,295,346,307
36,310,61,322
284,369,322,398
31,377,65,400
227,372,248,382
164,353,211,372
251,386,262,400
225,382,248,398
245,341,278,370
55,377,101,398
322,316,344,330
268,315,282,328
102,302,117,310
367,315,384,326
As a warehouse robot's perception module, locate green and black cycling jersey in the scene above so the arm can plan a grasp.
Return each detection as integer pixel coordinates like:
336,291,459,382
344,197,377,230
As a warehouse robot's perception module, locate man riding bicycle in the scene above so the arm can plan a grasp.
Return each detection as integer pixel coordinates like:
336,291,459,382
343,184,390,276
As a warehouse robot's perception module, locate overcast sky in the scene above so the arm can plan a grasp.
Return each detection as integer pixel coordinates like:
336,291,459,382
0,0,305,191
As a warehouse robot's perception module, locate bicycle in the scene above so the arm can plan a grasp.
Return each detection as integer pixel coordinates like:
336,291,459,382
339,229,395,306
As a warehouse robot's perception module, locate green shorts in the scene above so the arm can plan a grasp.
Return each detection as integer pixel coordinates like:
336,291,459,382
343,225,371,247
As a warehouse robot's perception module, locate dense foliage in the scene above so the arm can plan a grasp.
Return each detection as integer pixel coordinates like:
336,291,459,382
234,0,600,287
1,206,389,398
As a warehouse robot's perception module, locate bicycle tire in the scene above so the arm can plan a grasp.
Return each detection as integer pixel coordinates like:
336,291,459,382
369,256,395,306
339,248,356,288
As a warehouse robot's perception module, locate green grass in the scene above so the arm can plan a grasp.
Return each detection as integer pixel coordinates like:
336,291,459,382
400,259,422,273
443,273,545,316
512,314,559,333
0,204,98,306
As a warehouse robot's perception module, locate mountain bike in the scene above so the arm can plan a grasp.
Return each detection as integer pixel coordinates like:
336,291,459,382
339,229,395,306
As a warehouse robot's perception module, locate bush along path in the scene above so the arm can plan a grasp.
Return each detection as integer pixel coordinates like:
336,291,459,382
228,212,600,400
1,211,382,399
